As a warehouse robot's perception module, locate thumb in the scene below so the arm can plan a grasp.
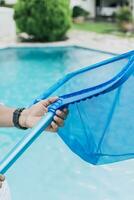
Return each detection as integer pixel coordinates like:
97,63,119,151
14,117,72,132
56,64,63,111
40,97,58,107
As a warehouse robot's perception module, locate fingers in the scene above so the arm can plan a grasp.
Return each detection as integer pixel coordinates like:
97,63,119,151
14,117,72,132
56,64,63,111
0,175,5,181
40,97,58,107
56,108,68,120
53,115,64,127
50,108,68,131
47,108,68,132
54,108,68,126
0,175,5,188
50,121,58,132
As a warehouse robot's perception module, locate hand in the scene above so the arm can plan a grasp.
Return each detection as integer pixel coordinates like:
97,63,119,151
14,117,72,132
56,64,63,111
19,97,68,132
0,174,5,189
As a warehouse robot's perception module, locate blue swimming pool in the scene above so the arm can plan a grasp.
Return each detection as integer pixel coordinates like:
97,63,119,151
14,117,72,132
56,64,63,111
0,46,134,200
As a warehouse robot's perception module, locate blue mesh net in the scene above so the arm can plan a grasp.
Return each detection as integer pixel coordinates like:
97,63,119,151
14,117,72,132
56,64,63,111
58,75,134,164
52,58,129,96
36,51,134,165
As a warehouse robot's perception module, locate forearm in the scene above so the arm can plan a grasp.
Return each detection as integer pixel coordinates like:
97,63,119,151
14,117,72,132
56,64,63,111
0,105,15,127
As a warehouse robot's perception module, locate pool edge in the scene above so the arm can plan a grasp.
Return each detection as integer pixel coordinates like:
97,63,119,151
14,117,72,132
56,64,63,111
0,43,118,56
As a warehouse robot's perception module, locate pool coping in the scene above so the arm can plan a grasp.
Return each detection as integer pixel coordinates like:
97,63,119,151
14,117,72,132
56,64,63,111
0,43,118,56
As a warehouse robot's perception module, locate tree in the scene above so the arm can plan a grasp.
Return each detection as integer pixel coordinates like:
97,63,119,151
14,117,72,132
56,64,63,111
14,0,71,42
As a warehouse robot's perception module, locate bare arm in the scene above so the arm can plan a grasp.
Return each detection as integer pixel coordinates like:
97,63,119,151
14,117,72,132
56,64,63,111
0,105,15,127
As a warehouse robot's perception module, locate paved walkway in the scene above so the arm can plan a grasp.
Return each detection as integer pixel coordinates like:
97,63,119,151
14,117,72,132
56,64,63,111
0,7,134,54
68,30,134,54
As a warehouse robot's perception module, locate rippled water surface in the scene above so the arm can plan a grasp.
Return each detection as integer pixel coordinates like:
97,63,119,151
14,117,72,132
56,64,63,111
0,47,133,200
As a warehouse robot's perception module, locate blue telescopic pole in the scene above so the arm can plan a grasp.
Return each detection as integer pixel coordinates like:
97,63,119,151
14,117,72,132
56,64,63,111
0,111,54,174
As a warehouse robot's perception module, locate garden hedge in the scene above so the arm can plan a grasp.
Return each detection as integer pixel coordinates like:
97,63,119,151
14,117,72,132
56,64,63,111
14,0,71,41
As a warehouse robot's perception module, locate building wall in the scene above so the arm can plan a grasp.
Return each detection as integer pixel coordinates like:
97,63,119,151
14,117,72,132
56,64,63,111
0,7,16,40
131,0,134,18
71,0,81,7
5,0,16,4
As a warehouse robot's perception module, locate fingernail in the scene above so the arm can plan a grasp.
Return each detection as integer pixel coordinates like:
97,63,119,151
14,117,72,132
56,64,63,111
56,110,61,115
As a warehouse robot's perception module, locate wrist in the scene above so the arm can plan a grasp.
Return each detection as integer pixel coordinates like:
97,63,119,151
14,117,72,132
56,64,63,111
13,108,29,129
19,109,29,129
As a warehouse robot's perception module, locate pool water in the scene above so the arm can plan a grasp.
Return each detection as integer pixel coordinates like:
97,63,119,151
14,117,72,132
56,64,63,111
0,46,134,200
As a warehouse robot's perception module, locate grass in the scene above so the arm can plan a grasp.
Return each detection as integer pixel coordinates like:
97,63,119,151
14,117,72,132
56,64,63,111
72,21,134,37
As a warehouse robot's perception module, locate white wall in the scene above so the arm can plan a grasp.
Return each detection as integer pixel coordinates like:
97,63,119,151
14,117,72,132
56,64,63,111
0,7,16,40
71,0,81,7
83,0,96,18
5,0,16,4
132,0,134,18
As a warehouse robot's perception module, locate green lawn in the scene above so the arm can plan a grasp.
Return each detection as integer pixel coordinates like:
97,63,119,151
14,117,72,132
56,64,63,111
72,21,134,37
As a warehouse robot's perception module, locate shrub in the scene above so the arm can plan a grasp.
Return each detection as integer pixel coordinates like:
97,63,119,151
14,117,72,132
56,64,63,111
14,0,71,42
116,6,133,32
72,6,89,18
116,6,133,23
0,0,5,6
